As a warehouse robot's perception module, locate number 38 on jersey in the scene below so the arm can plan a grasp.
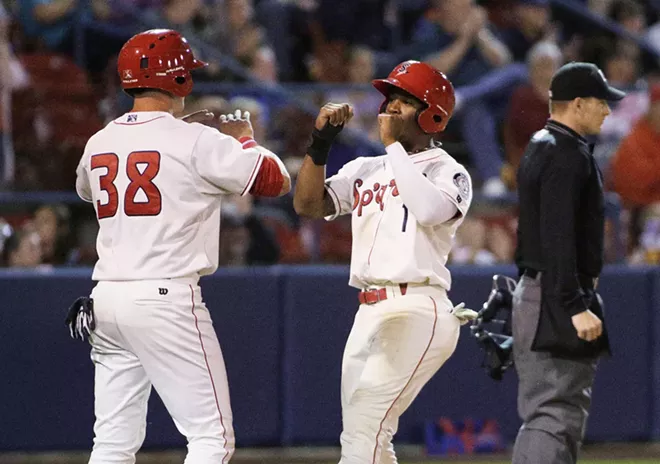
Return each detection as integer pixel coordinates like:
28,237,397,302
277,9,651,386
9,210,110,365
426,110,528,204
91,151,163,219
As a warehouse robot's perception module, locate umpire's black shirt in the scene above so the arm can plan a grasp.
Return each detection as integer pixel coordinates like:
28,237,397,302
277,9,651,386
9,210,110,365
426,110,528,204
515,119,610,358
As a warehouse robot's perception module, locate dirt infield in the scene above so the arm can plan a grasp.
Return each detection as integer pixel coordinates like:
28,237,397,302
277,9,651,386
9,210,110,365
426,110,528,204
2,443,660,464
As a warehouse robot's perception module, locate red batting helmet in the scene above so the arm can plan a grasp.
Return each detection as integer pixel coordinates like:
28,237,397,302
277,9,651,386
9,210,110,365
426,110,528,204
372,60,455,133
117,29,207,98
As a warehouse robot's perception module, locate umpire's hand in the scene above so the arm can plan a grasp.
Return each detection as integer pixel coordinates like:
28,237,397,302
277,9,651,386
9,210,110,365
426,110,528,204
571,310,603,342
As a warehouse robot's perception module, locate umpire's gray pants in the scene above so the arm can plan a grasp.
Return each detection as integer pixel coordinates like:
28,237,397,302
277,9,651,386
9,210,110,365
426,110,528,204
511,275,597,464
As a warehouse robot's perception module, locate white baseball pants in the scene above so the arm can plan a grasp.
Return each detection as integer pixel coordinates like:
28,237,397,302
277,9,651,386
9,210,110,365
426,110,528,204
87,277,234,464
339,285,460,464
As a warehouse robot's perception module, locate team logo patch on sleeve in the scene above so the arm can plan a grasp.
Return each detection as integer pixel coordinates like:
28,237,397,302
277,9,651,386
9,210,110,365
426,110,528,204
453,172,470,197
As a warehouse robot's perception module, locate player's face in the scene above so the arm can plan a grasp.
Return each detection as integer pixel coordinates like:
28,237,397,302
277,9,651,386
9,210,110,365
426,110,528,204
384,91,427,151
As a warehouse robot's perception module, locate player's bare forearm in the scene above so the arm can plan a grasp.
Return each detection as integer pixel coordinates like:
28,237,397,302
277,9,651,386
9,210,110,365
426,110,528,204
293,155,335,218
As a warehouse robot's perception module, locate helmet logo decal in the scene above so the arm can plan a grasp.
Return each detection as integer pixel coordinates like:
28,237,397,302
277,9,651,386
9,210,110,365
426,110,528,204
395,62,412,75
123,69,133,79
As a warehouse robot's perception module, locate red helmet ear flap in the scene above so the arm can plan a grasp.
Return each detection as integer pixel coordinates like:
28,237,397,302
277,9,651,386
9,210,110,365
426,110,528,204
417,106,450,133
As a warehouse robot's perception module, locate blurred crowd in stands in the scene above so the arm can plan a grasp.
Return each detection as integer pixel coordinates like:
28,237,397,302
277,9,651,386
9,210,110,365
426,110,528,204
2,0,660,269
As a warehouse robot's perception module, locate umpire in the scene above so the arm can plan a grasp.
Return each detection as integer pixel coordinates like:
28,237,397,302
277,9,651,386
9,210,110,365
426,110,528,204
512,62,623,464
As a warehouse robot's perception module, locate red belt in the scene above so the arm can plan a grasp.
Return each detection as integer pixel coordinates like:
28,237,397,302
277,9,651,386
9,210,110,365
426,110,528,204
358,283,408,305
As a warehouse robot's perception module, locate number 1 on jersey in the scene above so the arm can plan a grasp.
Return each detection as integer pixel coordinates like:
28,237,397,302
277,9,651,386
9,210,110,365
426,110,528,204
401,204,409,232
91,151,162,219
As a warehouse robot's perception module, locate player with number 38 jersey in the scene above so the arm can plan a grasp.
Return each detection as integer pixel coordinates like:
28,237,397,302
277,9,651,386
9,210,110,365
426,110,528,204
73,29,290,464
76,108,277,281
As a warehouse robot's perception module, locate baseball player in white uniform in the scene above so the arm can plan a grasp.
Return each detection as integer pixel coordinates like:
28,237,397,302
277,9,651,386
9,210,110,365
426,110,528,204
71,29,290,464
293,60,478,464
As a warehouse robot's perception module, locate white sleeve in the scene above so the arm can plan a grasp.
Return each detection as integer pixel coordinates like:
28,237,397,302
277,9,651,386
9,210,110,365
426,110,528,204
323,158,365,221
75,154,93,203
387,142,471,227
191,127,264,196
427,159,473,221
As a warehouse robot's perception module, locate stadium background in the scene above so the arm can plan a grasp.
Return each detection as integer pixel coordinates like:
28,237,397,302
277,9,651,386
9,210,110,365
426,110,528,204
2,0,660,462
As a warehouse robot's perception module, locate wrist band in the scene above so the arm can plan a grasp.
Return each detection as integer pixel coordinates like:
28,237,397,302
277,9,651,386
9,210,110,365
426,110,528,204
307,123,343,166
239,136,257,149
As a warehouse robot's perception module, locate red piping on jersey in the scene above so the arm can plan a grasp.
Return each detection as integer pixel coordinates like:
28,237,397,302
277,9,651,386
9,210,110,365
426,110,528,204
189,285,230,463
413,156,441,164
250,157,285,197
113,116,166,125
370,297,438,464
240,153,264,195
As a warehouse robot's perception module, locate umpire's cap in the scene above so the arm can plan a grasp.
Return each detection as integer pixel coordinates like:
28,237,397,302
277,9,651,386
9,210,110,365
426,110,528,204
549,62,626,102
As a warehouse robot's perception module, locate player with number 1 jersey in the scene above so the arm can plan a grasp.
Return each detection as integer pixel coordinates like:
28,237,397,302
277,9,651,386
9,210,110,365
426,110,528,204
294,61,476,463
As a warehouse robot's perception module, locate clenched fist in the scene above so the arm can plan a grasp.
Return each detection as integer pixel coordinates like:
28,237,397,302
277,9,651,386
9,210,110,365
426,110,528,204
571,309,603,342
315,103,354,131
218,109,254,140
378,113,405,147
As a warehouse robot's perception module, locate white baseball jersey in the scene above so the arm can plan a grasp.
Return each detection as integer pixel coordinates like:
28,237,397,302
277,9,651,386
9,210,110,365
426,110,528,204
76,111,268,281
324,146,472,290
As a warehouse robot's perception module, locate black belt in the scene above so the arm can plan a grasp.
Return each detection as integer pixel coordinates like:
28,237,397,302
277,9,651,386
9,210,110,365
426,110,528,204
523,269,595,288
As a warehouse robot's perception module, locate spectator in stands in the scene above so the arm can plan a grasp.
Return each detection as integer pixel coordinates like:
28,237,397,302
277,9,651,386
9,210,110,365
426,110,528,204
17,0,130,76
247,45,278,82
582,0,646,66
449,211,517,265
610,0,646,34
498,0,553,63
376,0,512,86
502,41,562,190
322,46,381,141
65,217,98,266
195,0,272,79
1,226,42,267
255,0,316,81
592,40,648,170
219,208,250,266
364,0,517,195
32,203,70,265
609,83,660,208
219,203,281,266
17,0,80,52
587,0,616,16
390,0,517,196
92,0,201,28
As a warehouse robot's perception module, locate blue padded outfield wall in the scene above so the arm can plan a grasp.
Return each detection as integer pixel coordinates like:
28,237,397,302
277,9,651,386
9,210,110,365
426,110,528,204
0,265,658,450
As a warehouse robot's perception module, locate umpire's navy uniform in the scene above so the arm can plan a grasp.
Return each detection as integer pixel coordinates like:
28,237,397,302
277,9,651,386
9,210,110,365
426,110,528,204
512,62,624,464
